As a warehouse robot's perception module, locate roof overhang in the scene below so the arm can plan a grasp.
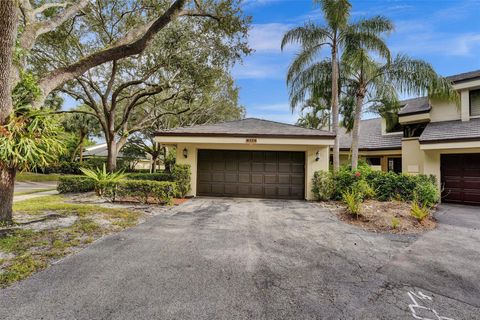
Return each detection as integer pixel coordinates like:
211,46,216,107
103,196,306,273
155,135,334,146
399,112,431,125
420,139,480,150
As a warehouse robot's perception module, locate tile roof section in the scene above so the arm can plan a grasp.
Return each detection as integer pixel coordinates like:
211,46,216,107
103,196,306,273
446,69,480,83
419,118,480,143
398,97,431,116
155,118,335,139
338,118,402,151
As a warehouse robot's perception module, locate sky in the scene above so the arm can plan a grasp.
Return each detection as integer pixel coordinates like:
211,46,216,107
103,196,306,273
235,0,480,124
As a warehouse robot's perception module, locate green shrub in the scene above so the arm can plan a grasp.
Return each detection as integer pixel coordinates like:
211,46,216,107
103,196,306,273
342,190,362,217
57,176,95,193
172,164,191,198
413,180,440,207
126,172,173,181
353,179,375,200
80,165,126,196
332,169,357,200
410,201,430,221
312,171,334,201
391,217,400,229
113,180,177,204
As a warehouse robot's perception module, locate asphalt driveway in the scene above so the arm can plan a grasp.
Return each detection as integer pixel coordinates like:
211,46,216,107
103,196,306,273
0,198,479,319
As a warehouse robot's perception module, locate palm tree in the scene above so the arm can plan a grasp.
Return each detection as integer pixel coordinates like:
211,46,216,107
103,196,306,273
342,48,457,168
281,0,393,171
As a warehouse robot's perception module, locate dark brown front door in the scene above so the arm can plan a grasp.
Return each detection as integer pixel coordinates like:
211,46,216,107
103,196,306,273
197,150,305,200
441,154,480,205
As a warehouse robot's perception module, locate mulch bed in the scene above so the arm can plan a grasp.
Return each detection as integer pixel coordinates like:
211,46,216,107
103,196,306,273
322,200,437,234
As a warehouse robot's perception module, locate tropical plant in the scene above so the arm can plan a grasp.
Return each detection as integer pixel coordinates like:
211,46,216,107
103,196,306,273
410,201,430,222
343,48,457,168
0,105,65,222
342,190,361,218
80,165,126,196
281,0,392,171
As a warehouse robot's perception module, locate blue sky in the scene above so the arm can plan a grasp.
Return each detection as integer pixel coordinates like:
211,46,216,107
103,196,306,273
235,0,480,123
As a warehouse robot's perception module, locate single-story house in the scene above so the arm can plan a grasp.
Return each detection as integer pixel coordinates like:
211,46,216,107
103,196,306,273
83,144,154,171
155,118,334,200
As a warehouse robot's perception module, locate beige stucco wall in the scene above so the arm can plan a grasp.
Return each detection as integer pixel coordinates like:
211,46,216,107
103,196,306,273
429,98,461,122
173,142,330,201
402,138,423,174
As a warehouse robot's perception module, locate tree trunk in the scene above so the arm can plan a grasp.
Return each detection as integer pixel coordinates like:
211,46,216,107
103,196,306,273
106,139,117,172
0,166,16,223
351,93,364,170
0,0,18,124
331,41,340,172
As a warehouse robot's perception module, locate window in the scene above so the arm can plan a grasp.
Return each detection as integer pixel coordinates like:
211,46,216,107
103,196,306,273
366,157,381,166
470,89,480,117
403,123,428,138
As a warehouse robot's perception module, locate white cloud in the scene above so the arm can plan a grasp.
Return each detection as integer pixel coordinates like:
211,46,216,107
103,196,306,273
245,102,299,124
242,0,287,9
249,23,295,53
233,56,288,80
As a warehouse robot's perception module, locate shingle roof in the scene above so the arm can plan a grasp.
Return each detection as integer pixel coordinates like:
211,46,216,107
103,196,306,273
446,69,480,83
83,144,125,158
419,118,480,143
338,118,402,151
155,118,335,139
398,97,431,116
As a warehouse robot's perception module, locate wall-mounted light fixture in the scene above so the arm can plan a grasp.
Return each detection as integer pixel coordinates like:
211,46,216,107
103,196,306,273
315,151,320,162
183,147,188,158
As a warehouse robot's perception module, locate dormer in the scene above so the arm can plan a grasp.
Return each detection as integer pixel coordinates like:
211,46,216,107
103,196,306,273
447,70,480,122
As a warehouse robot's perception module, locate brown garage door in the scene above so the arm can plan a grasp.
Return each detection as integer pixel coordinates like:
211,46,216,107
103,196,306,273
441,154,480,205
197,150,305,200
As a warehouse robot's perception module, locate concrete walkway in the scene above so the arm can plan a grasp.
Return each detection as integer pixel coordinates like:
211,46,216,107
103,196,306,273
13,181,58,202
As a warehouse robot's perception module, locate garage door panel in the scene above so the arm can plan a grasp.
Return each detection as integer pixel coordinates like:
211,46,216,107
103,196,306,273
239,162,251,172
212,172,225,182
292,164,304,173
252,163,264,172
265,163,277,172
278,174,290,184
252,174,263,184
198,172,211,182
197,150,305,199
225,173,238,183
264,186,277,197
238,173,250,183
442,154,480,205
264,175,277,184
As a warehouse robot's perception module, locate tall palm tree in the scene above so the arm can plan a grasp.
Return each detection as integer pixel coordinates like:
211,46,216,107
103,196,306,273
281,0,393,171
342,49,457,168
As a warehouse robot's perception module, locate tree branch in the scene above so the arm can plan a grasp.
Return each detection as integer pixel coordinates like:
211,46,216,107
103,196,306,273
37,0,188,100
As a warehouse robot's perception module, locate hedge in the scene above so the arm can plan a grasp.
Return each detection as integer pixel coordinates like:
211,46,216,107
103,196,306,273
126,172,173,181
57,176,95,193
312,163,439,207
108,180,177,204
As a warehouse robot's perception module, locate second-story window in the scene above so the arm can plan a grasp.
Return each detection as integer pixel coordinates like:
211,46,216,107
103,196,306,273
470,89,480,117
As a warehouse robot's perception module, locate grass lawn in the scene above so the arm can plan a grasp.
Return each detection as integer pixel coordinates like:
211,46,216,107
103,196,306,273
0,195,142,288
15,172,80,182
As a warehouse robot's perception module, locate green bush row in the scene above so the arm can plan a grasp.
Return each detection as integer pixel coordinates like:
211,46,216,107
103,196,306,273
312,162,439,207
58,176,177,204
106,180,177,204
126,172,173,181
57,176,95,193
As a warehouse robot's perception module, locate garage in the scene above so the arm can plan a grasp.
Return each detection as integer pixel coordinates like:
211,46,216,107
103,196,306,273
441,154,480,205
154,118,334,200
197,149,305,199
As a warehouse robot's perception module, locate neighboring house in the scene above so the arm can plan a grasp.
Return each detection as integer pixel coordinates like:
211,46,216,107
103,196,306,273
338,70,480,205
83,144,153,171
155,118,334,200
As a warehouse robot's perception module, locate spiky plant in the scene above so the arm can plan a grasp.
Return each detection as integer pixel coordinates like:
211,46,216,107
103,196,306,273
80,164,126,196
